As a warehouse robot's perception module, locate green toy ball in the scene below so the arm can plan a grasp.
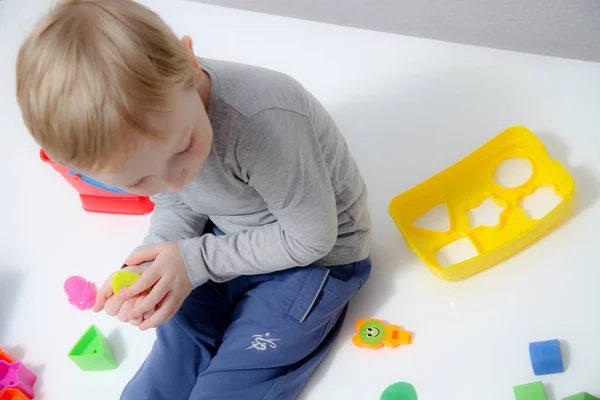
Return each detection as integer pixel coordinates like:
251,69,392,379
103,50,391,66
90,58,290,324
380,382,417,400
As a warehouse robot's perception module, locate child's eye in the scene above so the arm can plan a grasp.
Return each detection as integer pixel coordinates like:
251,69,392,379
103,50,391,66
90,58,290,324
127,177,147,189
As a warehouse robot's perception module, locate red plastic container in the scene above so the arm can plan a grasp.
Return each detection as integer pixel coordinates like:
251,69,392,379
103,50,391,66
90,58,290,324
41,150,154,215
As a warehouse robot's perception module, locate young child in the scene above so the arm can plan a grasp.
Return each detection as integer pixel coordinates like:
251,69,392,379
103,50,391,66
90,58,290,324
17,1,371,398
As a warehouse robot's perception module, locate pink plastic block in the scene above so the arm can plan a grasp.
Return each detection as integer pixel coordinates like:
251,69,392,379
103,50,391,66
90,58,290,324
64,276,97,310
0,361,37,399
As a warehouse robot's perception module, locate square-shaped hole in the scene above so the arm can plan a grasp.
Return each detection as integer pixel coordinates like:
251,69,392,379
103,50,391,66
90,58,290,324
435,238,479,268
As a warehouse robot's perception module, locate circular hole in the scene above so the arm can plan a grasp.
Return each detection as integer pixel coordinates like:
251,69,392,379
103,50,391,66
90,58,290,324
93,349,98,354
494,158,533,188
10,381,15,385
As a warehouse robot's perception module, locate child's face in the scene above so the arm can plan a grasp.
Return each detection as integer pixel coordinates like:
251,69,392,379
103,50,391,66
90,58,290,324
90,86,213,196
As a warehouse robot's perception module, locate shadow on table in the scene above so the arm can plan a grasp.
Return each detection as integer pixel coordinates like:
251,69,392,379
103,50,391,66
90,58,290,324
538,132,600,219
544,382,557,400
29,363,47,400
108,328,128,367
559,339,572,372
0,270,24,343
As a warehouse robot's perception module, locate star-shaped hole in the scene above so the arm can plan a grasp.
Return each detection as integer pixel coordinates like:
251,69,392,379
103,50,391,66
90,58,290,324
467,198,505,228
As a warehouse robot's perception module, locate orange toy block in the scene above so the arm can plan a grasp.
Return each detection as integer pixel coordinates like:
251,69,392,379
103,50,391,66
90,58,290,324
0,388,29,400
0,349,14,365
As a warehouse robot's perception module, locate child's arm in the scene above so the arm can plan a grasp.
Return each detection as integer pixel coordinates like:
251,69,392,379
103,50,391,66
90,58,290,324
93,192,207,316
128,108,339,289
178,109,341,284
121,107,347,330
140,191,210,247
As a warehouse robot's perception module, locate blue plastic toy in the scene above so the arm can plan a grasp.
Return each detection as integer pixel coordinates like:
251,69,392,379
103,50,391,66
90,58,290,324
529,339,564,375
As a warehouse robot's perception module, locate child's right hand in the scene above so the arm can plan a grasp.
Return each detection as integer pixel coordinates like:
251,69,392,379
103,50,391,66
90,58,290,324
93,264,156,327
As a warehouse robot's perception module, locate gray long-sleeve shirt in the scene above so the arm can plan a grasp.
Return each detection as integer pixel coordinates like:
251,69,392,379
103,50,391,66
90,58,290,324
142,58,371,289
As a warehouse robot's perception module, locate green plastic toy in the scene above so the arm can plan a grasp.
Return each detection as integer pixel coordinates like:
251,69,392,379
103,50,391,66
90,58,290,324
380,382,417,400
360,319,387,345
513,381,547,400
68,325,117,371
112,271,142,294
563,394,600,400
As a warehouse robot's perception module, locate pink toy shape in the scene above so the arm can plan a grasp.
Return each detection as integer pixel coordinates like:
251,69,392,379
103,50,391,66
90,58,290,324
0,361,37,399
64,276,97,310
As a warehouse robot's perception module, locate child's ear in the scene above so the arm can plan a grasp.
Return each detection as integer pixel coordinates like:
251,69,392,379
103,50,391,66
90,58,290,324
181,35,200,70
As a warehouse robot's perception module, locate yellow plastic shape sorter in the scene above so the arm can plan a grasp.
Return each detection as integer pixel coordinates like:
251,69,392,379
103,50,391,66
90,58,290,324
388,126,575,281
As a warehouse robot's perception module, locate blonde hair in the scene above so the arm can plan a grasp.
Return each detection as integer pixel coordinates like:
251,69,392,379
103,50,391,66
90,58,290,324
16,0,196,172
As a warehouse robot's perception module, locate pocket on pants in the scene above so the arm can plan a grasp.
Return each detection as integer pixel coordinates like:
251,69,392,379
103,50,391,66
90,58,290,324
285,266,330,324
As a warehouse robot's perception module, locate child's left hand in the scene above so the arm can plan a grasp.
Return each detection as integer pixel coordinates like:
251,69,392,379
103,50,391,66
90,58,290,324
119,241,192,331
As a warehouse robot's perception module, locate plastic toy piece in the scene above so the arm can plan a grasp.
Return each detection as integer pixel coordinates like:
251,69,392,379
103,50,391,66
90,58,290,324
40,150,154,215
68,325,117,371
64,276,97,310
513,381,547,400
380,382,417,400
0,361,37,399
389,126,576,281
0,349,14,365
529,339,564,375
112,271,142,294
0,388,30,400
562,393,600,400
352,319,411,350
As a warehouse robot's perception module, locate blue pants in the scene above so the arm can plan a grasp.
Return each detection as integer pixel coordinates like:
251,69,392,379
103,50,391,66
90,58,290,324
121,231,371,399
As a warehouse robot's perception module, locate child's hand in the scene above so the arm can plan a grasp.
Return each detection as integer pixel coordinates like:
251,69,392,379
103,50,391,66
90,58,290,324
117,241,192,331
93,264,155,327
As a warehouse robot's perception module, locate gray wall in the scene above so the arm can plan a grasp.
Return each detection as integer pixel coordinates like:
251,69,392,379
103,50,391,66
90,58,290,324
190,0,600,63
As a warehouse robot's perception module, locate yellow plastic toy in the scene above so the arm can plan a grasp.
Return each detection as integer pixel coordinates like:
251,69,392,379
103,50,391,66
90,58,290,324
389,126,575,281
112,271,142,294
352,319,411,350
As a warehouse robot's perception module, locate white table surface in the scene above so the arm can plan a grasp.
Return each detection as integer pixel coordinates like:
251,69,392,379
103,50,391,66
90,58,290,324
1,1,599,399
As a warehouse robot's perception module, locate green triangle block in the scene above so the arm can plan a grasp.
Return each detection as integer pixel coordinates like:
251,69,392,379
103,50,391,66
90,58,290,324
563,393,600,400
514,382,547,400
381,382,417,400
112,271,141,294
68,325,117,371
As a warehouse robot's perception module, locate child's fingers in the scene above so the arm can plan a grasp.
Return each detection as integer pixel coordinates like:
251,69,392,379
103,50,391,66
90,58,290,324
129,295,147,326
139,292,177,331
105,291,127,316
117,297,137,323
93,278,115,313
131,307,155,327
128,277,170,320
118,264,162,300
143,307,156,320
125,244,162,267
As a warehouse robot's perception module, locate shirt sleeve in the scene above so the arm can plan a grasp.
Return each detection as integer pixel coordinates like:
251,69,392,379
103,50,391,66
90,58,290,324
129,192,208,267
179,108,338,288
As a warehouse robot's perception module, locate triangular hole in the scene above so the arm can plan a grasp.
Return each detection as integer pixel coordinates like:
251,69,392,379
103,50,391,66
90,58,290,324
69,326,105,357
412,204,450,231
